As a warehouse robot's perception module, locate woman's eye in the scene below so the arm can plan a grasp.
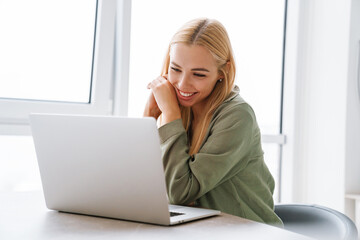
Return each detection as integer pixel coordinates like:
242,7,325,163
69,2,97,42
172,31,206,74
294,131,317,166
171,67,181,72
194,73,206,77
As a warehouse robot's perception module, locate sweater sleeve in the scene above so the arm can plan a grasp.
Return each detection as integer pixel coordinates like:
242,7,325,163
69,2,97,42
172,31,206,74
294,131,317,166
158,103,260,205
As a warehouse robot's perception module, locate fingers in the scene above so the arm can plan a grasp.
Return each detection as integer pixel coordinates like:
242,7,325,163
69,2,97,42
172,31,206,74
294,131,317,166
147,76,168,89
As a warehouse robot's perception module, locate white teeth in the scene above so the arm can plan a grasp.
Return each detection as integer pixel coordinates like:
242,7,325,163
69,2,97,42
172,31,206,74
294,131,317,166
179,90,195,97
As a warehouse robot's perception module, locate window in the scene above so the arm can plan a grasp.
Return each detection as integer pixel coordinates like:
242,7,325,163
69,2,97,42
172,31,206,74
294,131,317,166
129,0,286,202
0,0,118,192
0,0,96,103
0,0,116,131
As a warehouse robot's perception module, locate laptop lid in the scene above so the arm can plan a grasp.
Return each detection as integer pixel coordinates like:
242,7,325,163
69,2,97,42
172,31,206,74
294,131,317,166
30,114,172,225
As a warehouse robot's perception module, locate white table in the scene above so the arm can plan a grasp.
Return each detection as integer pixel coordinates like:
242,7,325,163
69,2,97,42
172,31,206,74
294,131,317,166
0,191,313,239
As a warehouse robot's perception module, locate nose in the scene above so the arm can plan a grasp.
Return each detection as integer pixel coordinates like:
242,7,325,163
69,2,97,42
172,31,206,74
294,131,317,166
177,73,191,90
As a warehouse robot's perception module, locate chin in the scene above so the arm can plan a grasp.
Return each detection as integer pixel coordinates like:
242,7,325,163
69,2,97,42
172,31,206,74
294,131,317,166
177,98,194,108
179,101,193,108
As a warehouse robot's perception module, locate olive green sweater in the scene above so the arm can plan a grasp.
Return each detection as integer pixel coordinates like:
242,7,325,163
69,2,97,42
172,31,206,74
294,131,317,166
158,86,282,226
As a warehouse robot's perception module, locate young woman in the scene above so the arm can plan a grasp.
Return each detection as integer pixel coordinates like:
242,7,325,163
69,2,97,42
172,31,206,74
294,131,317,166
144,18,282,225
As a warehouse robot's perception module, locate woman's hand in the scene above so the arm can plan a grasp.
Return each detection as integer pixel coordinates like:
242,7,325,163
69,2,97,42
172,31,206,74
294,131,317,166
145,75,181,125
143,91,161,119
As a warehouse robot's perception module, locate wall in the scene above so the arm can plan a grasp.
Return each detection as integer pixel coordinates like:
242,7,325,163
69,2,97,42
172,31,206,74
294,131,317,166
345,0,360,219
282,0,353,212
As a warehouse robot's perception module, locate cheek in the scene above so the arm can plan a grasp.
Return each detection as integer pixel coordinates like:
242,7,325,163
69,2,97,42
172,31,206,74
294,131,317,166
200,79,218,93
167,72,177,85
209,77,219,88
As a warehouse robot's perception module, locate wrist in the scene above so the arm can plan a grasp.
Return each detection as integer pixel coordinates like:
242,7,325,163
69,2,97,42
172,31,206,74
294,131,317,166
161,110,181,126
143,103,161,119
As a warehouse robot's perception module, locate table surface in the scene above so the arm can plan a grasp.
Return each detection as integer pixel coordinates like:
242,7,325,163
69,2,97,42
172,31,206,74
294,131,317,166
0,191,313,240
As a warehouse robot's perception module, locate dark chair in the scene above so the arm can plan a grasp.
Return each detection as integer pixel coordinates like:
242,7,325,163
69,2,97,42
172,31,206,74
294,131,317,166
275,204,358,240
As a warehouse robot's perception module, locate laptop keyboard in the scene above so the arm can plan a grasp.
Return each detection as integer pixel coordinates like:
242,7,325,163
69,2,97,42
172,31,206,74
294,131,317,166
170,211,185,217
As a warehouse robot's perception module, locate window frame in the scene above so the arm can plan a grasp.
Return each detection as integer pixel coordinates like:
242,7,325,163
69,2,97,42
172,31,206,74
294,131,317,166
280,0,301,203
0,0,117,134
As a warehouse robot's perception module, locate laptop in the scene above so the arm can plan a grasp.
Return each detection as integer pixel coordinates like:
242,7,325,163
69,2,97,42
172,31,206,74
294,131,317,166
29,113,220,225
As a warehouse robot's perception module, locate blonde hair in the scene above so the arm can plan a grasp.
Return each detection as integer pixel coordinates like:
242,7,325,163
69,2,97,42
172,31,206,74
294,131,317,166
161,18,236,155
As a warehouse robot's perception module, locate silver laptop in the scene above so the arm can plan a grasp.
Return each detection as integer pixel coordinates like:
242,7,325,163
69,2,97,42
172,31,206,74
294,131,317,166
29,113,220,225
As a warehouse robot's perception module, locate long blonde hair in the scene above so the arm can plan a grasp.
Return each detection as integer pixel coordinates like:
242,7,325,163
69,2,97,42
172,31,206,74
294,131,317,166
161,18,236,155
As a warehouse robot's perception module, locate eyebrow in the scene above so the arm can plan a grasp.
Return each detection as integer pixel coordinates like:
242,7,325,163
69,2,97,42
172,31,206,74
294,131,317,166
170,61,210,72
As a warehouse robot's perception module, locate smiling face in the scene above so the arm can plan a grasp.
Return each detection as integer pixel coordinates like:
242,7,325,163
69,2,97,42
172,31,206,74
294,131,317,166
168,43,221,110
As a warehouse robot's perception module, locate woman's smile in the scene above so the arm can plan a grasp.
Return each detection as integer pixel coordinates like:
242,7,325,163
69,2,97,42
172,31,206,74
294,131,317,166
176,88,198,101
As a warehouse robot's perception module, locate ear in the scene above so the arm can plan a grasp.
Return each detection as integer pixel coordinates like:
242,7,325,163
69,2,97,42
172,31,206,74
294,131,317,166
225,61,231,73
218,61,231,79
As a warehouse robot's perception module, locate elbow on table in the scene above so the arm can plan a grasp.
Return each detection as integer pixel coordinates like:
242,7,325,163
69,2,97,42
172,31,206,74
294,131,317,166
168,188,194,206
166,174,200,205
